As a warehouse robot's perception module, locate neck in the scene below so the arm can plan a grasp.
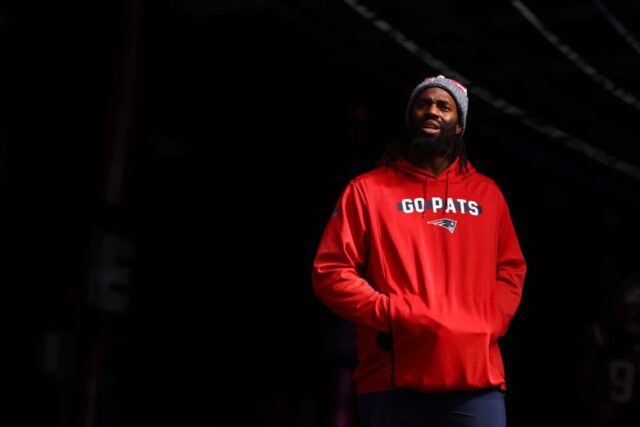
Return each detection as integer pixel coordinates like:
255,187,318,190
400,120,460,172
406,149,450,176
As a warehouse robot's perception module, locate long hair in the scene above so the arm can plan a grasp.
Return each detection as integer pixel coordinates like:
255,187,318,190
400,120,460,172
379,127,469,173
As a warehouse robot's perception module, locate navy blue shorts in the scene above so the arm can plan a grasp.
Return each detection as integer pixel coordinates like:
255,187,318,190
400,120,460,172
357,387,506,427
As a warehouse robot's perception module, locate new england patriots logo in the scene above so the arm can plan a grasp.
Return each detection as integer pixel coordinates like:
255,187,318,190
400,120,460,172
427,218,457,233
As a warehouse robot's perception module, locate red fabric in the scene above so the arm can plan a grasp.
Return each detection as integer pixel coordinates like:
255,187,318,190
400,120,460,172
312,157,526,394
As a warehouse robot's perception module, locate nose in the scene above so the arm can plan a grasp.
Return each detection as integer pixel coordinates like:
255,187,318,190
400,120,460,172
425,102,440,118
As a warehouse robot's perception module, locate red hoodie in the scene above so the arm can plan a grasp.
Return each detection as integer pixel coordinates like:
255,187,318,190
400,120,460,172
312,157,526,394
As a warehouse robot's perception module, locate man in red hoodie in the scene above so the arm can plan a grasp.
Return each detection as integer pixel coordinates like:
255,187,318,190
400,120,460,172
312,75,526,426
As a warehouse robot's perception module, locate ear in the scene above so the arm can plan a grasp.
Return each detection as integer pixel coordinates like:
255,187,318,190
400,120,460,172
455,123,462,135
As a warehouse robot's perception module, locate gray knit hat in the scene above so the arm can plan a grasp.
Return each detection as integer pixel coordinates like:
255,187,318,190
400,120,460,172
405,75,469,136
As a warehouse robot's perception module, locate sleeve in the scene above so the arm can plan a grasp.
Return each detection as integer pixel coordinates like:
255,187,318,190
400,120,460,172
495,192,527,337
312,181,390,332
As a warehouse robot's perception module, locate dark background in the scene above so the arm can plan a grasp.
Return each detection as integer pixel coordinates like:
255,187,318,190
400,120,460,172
3,0,640,426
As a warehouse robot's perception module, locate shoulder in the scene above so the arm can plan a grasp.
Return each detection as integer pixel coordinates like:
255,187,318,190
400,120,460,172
465,170,512,214
467,170,505,195
468,169,499,187
350,164,397,188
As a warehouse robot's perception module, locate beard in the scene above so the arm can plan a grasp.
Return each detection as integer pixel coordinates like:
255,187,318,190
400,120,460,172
408,121,459,158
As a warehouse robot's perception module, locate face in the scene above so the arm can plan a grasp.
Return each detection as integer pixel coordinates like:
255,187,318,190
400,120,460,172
408,87,462,156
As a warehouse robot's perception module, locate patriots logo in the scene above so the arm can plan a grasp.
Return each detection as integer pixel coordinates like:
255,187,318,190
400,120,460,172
427,218,457,233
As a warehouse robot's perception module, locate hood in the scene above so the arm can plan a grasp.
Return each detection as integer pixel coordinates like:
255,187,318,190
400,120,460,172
391,156,476,183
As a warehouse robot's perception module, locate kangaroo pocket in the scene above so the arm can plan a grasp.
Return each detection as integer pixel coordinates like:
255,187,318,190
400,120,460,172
390,292,504,391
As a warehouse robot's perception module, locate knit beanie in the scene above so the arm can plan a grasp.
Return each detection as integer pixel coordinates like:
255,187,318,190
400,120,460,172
405,75,469,136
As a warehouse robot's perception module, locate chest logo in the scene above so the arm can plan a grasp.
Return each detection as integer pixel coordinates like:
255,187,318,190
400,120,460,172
427,218,457,234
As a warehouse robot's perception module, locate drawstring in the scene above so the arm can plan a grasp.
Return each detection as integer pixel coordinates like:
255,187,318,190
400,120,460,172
421,172,447,219
421,180,428,218
443,171,450,216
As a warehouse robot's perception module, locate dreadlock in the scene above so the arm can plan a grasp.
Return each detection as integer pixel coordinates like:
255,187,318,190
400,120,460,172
379,127,469,174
